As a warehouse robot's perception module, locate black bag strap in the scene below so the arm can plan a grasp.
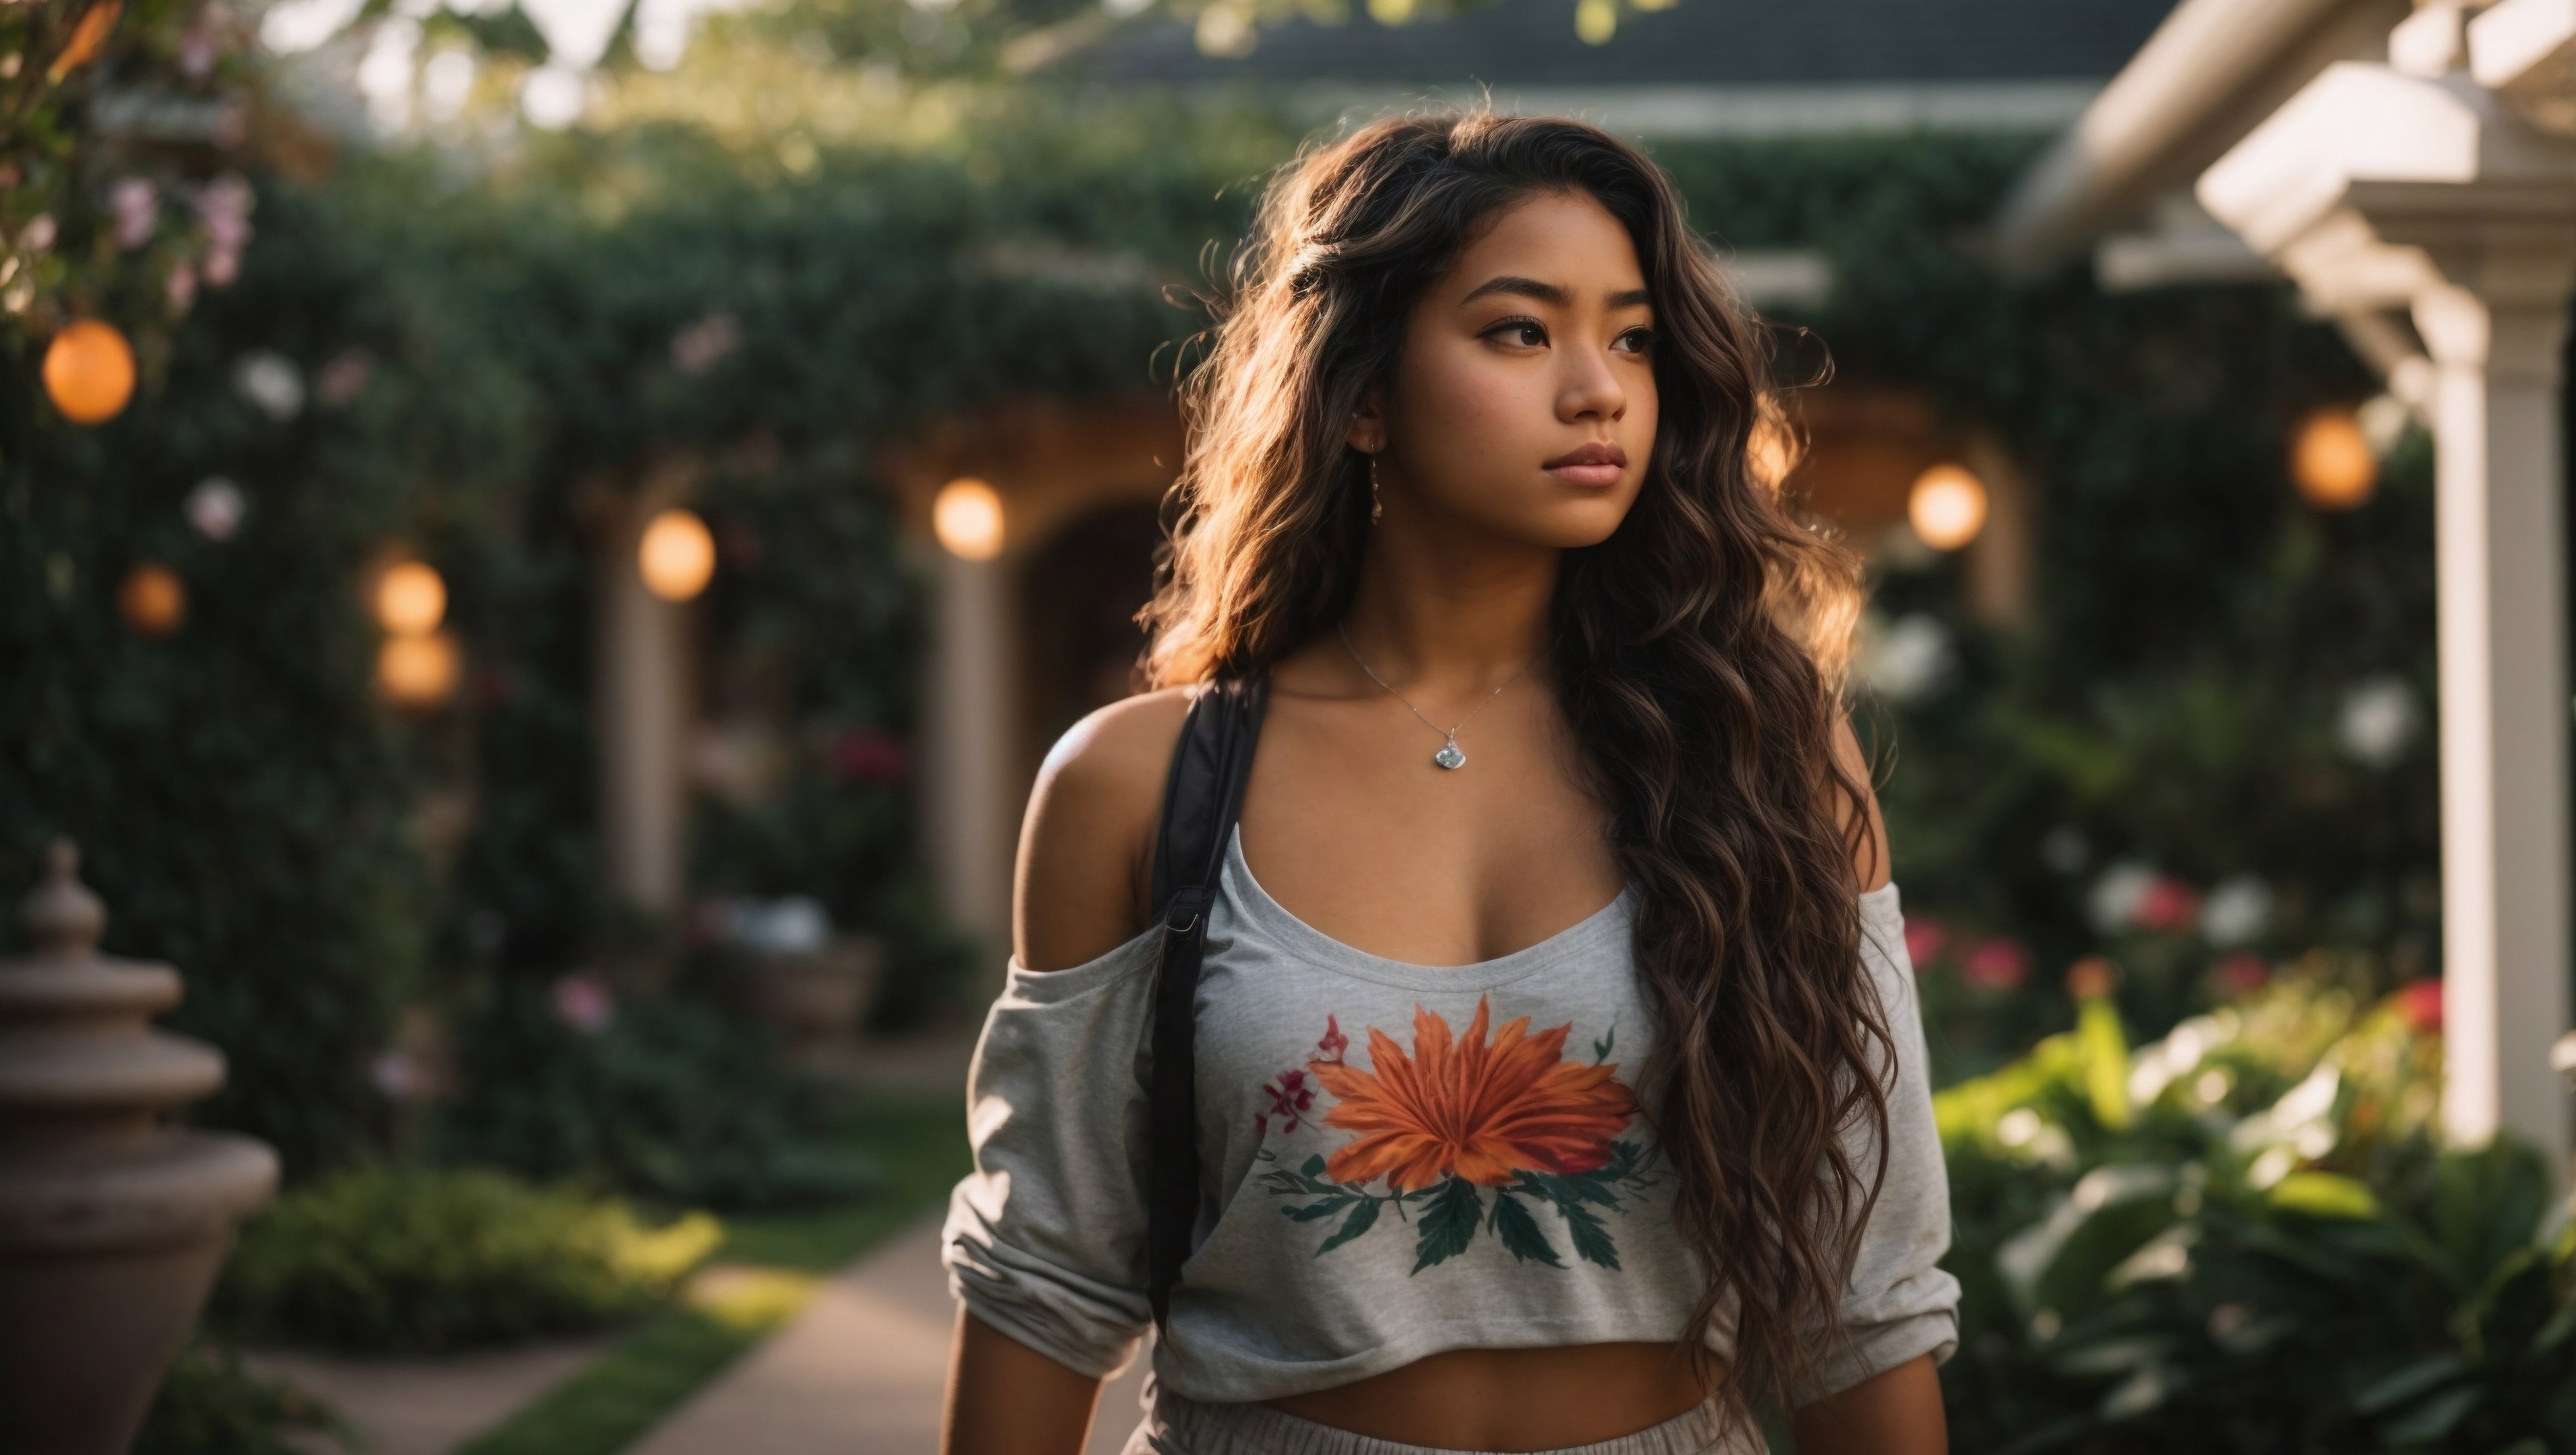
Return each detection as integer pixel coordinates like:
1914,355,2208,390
1145,674,1269,1329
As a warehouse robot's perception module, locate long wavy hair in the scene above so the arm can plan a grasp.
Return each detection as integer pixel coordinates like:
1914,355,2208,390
1142,112,1890,1418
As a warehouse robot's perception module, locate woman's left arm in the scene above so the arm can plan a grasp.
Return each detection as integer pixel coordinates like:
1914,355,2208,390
1788,1355,1945,1455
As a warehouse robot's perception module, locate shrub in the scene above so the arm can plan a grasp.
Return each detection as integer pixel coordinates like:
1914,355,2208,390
213,1166,721,1353
1938,978,2576,1452
132,1339,352,1455
429,986,883,1209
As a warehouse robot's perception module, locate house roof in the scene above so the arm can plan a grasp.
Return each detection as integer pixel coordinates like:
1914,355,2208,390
1066,0,2182,89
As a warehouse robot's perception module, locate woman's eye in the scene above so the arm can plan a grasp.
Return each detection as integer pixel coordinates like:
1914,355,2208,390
1614,326,1654,354
1488,320,1547,347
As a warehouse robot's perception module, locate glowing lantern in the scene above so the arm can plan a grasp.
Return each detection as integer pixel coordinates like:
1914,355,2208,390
117,562,184,635
374,561,446,637
933,479,1004,561
638,508,715,602
1906,464,1988,551
42,320,137,424
2291,408,2376,510
378,632,461,707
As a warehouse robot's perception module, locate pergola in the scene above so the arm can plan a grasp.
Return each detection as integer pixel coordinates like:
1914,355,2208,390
1995,0,2576,1161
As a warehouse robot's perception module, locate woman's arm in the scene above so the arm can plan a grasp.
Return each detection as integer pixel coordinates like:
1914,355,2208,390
1787,1354,1946,1455
941,690,1191,1454
944,1310,1113,1455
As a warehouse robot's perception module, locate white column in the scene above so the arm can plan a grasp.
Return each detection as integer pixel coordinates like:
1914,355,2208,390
2415,265,2575,1153
921,551,1017,966
597,500,693,915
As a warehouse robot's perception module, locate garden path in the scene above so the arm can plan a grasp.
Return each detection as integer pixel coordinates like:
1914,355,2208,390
245,1337,612,1455
626,1215,1151,1455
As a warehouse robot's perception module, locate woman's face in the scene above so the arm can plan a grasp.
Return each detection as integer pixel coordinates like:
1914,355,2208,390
1355,189,1657,549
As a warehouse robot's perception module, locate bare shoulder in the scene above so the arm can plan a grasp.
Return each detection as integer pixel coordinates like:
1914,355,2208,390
1014,686,1195,971
1830,714,1893,894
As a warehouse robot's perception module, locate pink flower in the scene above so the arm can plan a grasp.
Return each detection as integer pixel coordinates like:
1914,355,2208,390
826,730,910,784
2397,978,2443,1034
551,974,616,1034
166,260,198,314
1962,937,2030,991
2211,952,2270,1000
1902,916,1948,968
1260,1067,1317,1134
1315,1015,1347,1063
2133,878,2200,933
316,349,372,405
111,179,157,249
369,1051,418,1100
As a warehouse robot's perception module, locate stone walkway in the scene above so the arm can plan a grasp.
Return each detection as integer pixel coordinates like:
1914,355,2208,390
629,1216,1152,1455
245,1338,612,1455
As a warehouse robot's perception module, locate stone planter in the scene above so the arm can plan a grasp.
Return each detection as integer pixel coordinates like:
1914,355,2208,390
739,936,885,1048
0,842,278,1455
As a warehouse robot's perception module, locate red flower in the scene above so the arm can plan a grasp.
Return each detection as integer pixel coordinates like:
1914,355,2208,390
2133,878,2200,933
2211,952,2271,1000
1260,1067,1317,1135
1309,998,1637,1192
1902,916,1948,968
826,731,910,784
1962,937,2030,991
2397,978,2443,1034
1315,1015,1347,1063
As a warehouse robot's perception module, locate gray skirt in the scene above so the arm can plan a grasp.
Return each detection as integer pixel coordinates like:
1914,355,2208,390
1116,1390,1764,1455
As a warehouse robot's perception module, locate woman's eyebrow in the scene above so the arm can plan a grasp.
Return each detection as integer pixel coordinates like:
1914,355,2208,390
1460,275,1568,306
1458,275,1654,310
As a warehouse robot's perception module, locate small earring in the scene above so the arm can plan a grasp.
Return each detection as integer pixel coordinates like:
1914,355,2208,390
1369,457,1384,525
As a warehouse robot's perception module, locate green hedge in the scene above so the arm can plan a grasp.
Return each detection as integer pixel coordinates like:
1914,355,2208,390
213,1166,721,1353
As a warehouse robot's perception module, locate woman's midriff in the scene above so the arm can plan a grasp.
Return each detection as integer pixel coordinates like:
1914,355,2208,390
1261,1343,1720,1451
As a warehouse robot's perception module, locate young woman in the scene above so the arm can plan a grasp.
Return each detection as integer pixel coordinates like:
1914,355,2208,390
941,113,1956,1455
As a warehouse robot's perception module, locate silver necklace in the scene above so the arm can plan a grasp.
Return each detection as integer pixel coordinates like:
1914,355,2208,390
1336,623,1535,772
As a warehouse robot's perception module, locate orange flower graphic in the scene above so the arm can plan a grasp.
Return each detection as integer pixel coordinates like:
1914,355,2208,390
1308,998,1637,1192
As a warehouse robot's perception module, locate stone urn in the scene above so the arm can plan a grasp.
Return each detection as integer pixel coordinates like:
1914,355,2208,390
0,842,279,1455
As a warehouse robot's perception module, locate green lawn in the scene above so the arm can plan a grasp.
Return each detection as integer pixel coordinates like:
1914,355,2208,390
459,1091,970,1455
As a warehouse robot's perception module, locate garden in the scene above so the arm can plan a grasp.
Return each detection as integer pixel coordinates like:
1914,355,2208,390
2,0,2570,1448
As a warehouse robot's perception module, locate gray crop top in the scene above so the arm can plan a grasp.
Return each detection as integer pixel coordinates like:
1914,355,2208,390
942,829,1960,1404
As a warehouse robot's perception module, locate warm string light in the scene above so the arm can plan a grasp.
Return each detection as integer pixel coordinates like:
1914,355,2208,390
1907,463,1988,551
933,479,1004,561
2291,407,2376,510
639,508,715,601
118,563,185,635
43,320,137,424
374,561,446,637
372,559,458,707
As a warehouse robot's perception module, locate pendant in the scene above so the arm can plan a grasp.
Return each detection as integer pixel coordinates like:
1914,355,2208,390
1433,739,1467,770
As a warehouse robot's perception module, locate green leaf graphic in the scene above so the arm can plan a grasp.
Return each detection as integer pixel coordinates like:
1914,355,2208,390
1556,1196,1621,1270
1317,1195,1381,1255
1490,1190,1565,1266
1593,1026,1616,1064
1411,1178,1483,1273
1285,1196,1354,1222
1301,1155,1328,1178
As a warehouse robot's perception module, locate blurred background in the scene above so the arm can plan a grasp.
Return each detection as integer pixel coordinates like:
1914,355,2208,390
5,0,2576,1449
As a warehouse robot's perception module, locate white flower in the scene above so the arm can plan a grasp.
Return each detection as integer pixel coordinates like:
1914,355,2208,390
1857,612,1953,703
185,477,246,541
2089,861,2157,935
2200,876,2272,947
2338,677,2416,768
232,352,304,421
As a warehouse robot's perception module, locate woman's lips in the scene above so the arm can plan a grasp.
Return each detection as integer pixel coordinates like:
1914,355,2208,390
1544,441,1628,488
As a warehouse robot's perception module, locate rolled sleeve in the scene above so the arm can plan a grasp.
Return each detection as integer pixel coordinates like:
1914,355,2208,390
1809,885,1962,1401
941,935,1160,1379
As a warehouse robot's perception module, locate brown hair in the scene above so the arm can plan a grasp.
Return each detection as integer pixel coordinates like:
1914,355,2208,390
1143,112,1890,1421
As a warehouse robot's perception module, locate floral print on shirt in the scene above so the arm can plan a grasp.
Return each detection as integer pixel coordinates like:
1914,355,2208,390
1254,997,1660,1273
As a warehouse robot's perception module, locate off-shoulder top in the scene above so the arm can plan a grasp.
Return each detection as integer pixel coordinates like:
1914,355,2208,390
941,829,1960,1404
